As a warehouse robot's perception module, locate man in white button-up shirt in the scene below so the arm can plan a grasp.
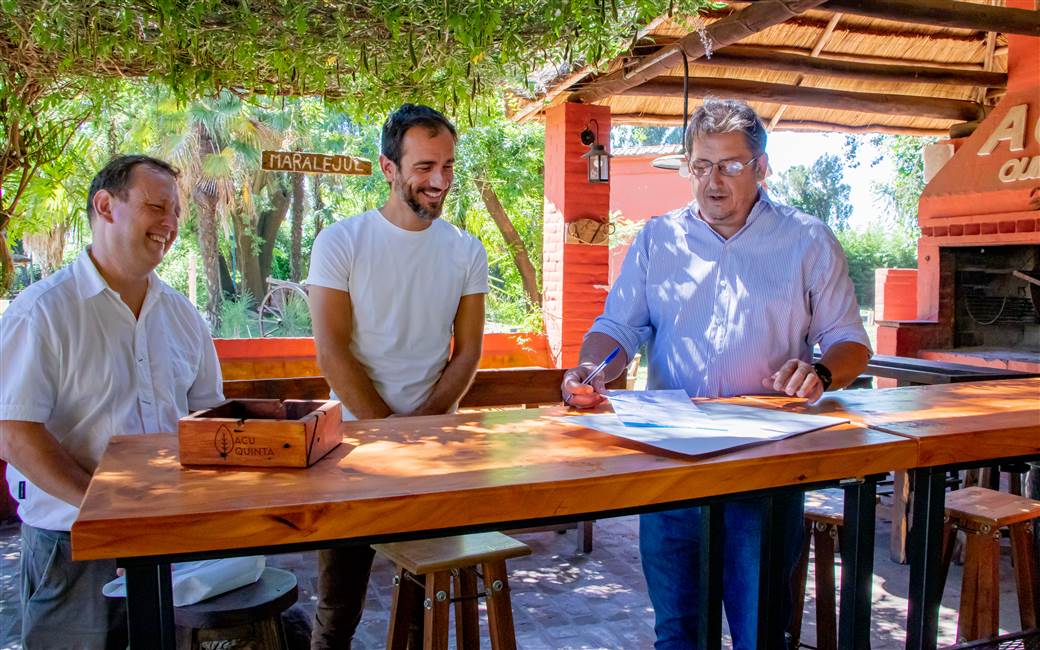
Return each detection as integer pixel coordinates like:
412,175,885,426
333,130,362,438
562,99,871,649
0,155,224,648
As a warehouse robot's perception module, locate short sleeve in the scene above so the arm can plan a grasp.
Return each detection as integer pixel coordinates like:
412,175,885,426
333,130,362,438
305,225,352,292
0,308,58,423
463,239,489,296
587,223,654,360
807,227,873,354
187,312,225,411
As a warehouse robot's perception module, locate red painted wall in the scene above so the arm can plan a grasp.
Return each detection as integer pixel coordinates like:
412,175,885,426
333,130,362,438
543,103,612,367
608,154,691,283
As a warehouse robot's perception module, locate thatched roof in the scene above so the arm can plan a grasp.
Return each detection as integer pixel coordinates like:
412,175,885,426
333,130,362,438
510,0,1034,136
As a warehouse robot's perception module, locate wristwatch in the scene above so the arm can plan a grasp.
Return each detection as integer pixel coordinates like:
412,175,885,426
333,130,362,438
812,362,833,391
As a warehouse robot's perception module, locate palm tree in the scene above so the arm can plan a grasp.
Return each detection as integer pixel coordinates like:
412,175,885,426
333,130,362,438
155,90,284,326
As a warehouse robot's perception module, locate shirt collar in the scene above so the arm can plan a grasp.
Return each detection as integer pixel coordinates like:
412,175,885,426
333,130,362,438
73,247,165,304
684,185,773,239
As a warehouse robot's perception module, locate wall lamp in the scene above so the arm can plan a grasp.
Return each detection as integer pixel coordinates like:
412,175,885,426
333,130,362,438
580,119,611,184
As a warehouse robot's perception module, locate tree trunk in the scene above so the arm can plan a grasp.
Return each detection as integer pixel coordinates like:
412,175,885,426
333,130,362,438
194,198,223,327
474,177,541,308
232,176,290,301
0,235,13,294
259,177,291,280
290,171,305,282
191,125,224,328
312,175,325,238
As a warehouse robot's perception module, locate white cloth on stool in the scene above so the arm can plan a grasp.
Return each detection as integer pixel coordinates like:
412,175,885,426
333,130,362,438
102,556,265,606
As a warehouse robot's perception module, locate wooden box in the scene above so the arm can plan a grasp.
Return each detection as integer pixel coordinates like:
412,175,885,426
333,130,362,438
178,399,342,468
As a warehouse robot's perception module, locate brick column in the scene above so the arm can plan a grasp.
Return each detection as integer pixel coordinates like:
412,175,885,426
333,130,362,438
542,103,611,368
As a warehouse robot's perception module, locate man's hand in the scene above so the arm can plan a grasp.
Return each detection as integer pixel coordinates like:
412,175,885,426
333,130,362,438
762,359,824,403
562,365,608,409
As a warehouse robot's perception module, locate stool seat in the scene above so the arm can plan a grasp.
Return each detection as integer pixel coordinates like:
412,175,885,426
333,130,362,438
173,567,298,630
805,488,845,526
373,531,531,574
945,486,1040,529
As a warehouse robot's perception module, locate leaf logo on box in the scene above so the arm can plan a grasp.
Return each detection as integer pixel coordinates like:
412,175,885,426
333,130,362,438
214,425,236,459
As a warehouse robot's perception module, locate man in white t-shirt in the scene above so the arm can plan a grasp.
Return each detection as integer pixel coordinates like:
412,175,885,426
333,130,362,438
0,155,224,648
305,104,488,648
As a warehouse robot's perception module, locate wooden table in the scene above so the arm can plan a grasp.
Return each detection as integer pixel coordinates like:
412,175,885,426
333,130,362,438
73,404,913,650
741,379,1040,650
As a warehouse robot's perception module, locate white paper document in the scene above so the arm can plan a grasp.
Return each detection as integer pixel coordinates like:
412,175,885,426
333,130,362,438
602,389,705,427
561,390,849,458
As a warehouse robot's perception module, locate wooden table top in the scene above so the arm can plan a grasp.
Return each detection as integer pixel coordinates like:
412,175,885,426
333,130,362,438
739,378,1040,466
72,405,911,561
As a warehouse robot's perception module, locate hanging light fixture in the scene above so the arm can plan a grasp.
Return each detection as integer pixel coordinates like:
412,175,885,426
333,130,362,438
651,51,690,177
580,119,612,183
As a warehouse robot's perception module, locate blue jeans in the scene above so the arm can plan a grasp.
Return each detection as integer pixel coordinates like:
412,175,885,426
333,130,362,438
640,495,805,650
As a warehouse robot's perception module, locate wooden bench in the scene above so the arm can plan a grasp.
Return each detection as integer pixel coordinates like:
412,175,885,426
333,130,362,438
836,353,1038,387
223,367,626,553
224,367,626,407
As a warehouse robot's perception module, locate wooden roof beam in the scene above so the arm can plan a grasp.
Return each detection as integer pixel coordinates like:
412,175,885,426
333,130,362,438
819,0,1040,37
607,113,950,136
727,42,994,71
568,0,830,104
622,76,986,121
696,45,1008,88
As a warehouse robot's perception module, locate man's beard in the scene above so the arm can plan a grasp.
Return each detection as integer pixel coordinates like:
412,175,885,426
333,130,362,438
400,182,448,221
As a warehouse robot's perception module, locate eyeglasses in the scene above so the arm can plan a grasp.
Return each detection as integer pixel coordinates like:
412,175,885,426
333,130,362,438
689,155,760,178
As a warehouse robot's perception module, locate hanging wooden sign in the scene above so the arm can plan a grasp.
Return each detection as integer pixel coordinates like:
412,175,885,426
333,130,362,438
261,150,372,176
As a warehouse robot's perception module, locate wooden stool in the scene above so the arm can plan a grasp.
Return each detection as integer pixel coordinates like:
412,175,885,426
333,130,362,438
173,567,298,650
940,487,1040,643
790,488,844,650
374,532,532,650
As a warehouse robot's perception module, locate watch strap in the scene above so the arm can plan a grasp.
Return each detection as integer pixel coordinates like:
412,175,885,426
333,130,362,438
812,362,833,391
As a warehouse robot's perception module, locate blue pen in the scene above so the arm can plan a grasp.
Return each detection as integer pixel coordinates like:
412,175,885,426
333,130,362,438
581,346,622,385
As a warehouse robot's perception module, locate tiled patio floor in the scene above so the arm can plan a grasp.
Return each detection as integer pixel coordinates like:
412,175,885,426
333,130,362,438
0,503,1026,649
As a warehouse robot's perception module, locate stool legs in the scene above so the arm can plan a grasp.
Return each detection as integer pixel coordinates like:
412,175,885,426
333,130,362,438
790,520,840,650
891,470,912,564
387,568,423,650
814,523,839,650
424,571,451,650
789,520,813,647
956,529,1001,641
453,568,480,650
483,560,518,650
386,561,519,650
1009,521,1039,629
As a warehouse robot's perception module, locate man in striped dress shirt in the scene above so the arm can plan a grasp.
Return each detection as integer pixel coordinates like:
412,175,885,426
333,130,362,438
562,98,871,649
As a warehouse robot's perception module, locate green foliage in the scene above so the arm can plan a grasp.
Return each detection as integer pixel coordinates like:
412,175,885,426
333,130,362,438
453,118,546,327
871,136,933,229
216,292,260,339
3,1,708,118
835,225,918,309
277,294,313,337
769,154,852,230
843,134,933,229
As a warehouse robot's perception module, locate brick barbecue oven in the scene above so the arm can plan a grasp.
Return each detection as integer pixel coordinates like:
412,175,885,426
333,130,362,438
876,4,1040,375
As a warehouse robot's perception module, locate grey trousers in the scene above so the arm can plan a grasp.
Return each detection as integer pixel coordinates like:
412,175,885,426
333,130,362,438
310,545,375,650
19,524,127,650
